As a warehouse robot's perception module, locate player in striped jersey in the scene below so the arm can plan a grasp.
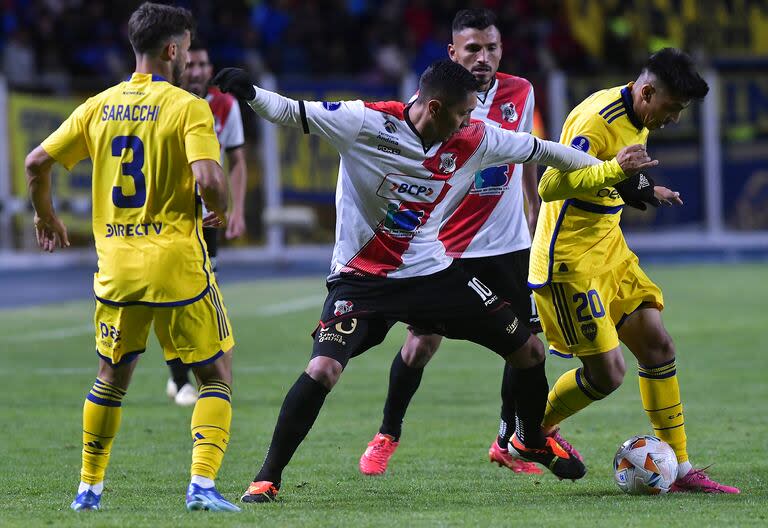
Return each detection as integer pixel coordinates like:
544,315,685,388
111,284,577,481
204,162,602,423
25,2,240,511
528,48,739,493
359,8,549,477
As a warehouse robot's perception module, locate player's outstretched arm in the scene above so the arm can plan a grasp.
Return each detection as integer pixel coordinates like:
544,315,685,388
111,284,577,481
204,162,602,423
25,145,70,252
212,67,304,128
192,159,228,221
538,144,659,202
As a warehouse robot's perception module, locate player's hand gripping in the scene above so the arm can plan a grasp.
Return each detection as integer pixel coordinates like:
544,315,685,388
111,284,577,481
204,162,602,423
616,144,658,177
614,172,683,211
211,68,256,101
34,212,69,252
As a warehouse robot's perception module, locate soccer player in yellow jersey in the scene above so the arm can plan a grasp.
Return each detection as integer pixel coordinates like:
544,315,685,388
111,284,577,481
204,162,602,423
527,48,739,493
25,2,241,511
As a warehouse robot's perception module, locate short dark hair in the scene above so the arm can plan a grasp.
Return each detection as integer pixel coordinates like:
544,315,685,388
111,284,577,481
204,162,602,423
452,8,497,33
643,48,709,100
417,59,480,106
189,38,207,53
128,2,195,55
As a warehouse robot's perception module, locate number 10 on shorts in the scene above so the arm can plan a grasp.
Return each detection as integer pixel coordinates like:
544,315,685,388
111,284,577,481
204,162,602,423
468,277,498,307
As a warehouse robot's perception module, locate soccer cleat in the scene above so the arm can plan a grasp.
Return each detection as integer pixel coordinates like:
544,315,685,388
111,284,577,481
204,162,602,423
509,433,587,480
166,377,178,399
359,433,399,476
489,440,543,474
175,383,198,407
70,490,101,511
240,481,279,503
185,483,241,512
545,427,583,462
669,468,740,494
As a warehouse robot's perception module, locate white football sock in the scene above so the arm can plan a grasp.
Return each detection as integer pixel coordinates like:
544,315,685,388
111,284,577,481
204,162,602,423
78,481,104,495
677,460,693,478
191,475,215,488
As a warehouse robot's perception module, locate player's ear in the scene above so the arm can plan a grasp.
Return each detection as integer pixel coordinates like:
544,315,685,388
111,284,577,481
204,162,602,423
428,99,442,117
641,83,655,103
161,39,175,61
447,43,456,61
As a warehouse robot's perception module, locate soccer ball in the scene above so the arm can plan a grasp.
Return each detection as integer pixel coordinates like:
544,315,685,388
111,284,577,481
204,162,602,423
613,435,678,494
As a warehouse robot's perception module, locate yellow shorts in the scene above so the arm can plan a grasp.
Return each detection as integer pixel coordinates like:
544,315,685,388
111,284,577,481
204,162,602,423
93,280,234,366
533,256,663,357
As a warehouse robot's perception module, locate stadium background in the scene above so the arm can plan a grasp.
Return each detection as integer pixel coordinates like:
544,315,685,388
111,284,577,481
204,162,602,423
1,2,767,526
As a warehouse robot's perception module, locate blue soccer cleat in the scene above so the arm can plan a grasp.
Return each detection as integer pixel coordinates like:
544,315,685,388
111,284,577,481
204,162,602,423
70,490,101,511
186,483,241,512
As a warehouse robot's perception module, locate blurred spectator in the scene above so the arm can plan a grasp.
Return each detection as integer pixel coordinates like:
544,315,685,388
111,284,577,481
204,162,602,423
1,0,766,90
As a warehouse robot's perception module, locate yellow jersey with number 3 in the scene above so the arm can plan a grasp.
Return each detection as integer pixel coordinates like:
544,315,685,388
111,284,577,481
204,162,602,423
41,72,221,305
528,83,649,288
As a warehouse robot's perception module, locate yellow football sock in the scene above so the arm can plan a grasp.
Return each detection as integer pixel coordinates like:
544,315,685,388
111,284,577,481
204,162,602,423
542,367,607,429
81,378,125,485
191,380,232,480
638,359,688,463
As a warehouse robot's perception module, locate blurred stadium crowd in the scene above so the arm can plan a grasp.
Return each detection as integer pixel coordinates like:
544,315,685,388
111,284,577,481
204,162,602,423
3,0,767,90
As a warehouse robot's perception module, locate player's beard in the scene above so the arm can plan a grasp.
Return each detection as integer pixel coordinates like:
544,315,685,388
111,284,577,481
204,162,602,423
171,56,185,86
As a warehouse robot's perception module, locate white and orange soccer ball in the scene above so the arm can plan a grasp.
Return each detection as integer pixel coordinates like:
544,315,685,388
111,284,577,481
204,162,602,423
613,435,678,495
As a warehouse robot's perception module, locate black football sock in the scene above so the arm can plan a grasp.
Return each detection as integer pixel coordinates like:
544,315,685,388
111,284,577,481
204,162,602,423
254,372,329,484
379,349,424,441
169,362,192,391
497,362,519,449
510,360,548,448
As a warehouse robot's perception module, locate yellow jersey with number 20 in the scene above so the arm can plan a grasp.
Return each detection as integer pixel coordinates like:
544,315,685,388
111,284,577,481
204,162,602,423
529,83,649,288
41,73,221,306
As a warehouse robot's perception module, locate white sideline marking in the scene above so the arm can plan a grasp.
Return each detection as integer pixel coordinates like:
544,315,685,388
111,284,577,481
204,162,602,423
2,324,93,343
235,295,322,317
0,296,321,343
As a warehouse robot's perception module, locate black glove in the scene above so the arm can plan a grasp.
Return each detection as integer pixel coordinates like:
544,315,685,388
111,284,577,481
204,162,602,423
614,172,660,211
211,68,256,101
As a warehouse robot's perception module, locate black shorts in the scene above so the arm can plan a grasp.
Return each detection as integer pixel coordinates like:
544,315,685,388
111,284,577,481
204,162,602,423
311,261,531,367
457,248,540,333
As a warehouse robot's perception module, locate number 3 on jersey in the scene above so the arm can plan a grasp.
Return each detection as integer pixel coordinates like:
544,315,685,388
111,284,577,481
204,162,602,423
111,135,146,208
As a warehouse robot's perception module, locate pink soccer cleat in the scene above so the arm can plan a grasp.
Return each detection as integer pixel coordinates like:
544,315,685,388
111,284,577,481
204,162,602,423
359,433,399,476
670,468,740,494
489,440,543,474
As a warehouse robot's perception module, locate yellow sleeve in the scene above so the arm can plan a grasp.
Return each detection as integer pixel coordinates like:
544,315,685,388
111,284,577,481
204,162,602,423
183,98,221,165
40,101,91,170
538,110,625,202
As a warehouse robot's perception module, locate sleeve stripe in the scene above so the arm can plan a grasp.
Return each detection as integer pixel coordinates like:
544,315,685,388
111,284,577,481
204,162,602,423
298,100,309,134
224,143,245,152
523,137,539,163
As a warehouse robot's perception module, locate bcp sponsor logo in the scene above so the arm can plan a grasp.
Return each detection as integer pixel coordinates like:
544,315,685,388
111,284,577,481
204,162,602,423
376,173,444,204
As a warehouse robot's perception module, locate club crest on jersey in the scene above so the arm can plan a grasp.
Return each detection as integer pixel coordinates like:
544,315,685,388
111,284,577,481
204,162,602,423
571,136,590,152
323,101,342,111
438,152,457,174
470,165,510,196
333,300,354,316
501,102,518,123
581,322,598,341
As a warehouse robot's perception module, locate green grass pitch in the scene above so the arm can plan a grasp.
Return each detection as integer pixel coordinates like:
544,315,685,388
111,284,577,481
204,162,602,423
1,263,766,527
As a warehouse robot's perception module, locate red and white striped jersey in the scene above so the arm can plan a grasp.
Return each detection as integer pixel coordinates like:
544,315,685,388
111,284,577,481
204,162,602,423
437,72,535,258
300,100,537,279
206,87,245,163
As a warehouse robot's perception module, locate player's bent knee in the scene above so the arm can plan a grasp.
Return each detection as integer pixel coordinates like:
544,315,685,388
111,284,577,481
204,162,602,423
401,335,440,368
194,351,233,385
504,334,545,368
306,356,343,390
